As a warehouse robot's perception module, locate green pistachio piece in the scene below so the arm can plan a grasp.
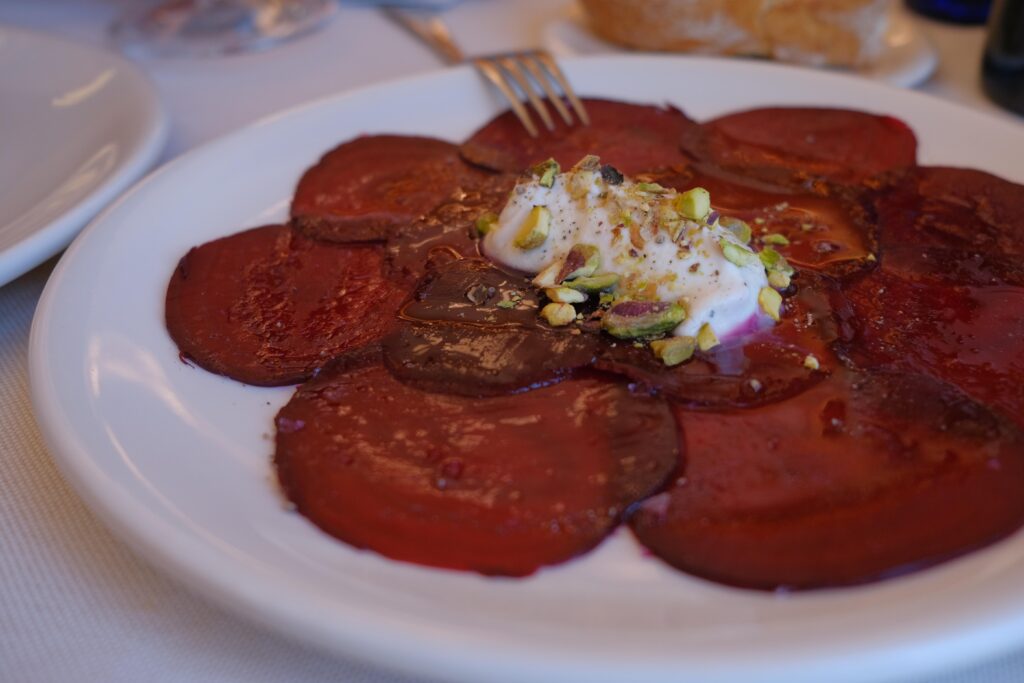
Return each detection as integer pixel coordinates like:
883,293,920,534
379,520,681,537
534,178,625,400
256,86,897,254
540,302,576,327
514,205,551,250
531,158,560,188
650,336,697,367
696,323,719,351
496,300,517,310
636,182,669,194
719,239,759,267
602,300,686,339
758,286,782,321
558,243,601,282
763,233,790,246
545,286,587,304
803,354,820,371
675,187,711,221
767,270,792,289
720,216,752,244
532,260,562,289
565,272,620,293
475,211,499,236
572,155,601,172
759,246,795,276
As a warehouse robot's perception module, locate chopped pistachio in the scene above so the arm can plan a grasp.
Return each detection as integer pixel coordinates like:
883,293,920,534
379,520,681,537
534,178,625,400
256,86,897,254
566,272,620,293
675,187,711,221
866,253,877,262
514,205,551,250
572,155,601,172
602,301,686,339
540,302,576,327
546,286,587,304
696,323,719,351
475,211,499,236
759,246,795,276
598,291,616,306
763,233,790,246
719,239,759,267
720,216,752,243
532,260,562,289
567,170,597,200
650,336,697,367
803,354,820,371
558,243,601,281
636,182,668,194
531,158,560,188
768,270,792,290
496,300,517,310
758,286,782,321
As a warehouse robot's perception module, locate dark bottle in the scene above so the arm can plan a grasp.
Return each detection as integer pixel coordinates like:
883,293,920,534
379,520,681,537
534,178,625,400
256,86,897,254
906,0,993,23
982,0,1024,114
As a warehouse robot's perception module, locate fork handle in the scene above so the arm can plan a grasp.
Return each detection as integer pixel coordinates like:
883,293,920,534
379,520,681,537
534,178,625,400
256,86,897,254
383,8,465,65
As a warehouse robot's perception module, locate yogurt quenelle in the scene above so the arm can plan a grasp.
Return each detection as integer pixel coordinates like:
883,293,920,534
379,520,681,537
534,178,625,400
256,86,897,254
480,155,793,367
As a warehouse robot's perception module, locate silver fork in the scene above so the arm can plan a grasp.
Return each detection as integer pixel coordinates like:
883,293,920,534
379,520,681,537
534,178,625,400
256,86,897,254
383,7,589,137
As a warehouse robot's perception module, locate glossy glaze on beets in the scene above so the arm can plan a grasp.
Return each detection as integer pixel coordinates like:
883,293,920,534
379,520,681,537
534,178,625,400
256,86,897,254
164,103,1024,589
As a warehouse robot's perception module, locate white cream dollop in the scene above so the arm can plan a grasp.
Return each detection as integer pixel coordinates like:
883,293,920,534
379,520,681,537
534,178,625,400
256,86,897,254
482,164,772,339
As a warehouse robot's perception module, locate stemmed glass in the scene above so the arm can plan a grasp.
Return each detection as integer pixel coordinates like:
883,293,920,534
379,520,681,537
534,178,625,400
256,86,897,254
111,0,337,58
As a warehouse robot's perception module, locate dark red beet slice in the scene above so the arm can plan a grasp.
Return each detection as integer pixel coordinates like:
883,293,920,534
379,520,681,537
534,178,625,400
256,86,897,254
291,135,488,243
836,266,1024,429
650,164,878,277
595,272,840,409
165,225,407,386
873,166,1024,258
383,323,599,397
274,354,679,576
387,175,516,280
682,107,917,186
460,98,696,175
400,257,540,326
630,369,1024,590
386,258,598,395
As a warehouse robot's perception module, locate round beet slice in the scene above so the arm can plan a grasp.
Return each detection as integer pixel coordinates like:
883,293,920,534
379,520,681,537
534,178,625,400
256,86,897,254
274,355,679,576
166,225,407,386
460,98,696,175
836,265,1024,429
630,369,1024,590
290,135,488,243
383,322,599,397
873,166,1024,258
682,107,917,186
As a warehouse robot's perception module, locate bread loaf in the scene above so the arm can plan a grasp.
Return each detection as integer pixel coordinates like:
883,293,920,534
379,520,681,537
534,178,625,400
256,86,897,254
579,0,891,67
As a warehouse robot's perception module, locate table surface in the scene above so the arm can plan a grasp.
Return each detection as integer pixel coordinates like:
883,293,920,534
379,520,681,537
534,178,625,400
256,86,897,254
2,2,1022,682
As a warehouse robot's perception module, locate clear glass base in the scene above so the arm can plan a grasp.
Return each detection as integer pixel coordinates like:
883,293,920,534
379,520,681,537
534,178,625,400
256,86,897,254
111,0,337,59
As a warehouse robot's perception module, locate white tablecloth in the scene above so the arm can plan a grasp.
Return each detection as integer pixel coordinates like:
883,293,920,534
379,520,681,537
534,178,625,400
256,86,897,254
1,2,1022,681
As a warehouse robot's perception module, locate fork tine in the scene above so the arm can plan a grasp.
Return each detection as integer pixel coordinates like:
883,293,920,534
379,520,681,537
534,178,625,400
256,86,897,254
498,55,555,132
519,53,574,126
534,52,590,126
474,57,539,138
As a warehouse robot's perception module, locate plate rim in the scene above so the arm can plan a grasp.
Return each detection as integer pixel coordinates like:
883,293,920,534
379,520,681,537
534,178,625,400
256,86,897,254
27,55,1024,683
0,23,168,287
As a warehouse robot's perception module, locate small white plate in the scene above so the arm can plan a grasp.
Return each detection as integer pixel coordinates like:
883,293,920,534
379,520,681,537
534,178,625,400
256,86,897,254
0,25,167,287
29,57,1024,683
544,2,938,89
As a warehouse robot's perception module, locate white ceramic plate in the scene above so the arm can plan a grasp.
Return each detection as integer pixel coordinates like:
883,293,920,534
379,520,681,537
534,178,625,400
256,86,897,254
0,25,166,287
544,2,938,89
29,57,1024,683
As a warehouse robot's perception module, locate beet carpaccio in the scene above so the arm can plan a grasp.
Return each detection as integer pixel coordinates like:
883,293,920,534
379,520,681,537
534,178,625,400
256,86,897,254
165,98,1024,591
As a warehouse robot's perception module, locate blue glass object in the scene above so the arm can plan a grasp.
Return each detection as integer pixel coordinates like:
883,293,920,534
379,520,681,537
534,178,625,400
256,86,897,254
906,0,992,23
982,0,1024,114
